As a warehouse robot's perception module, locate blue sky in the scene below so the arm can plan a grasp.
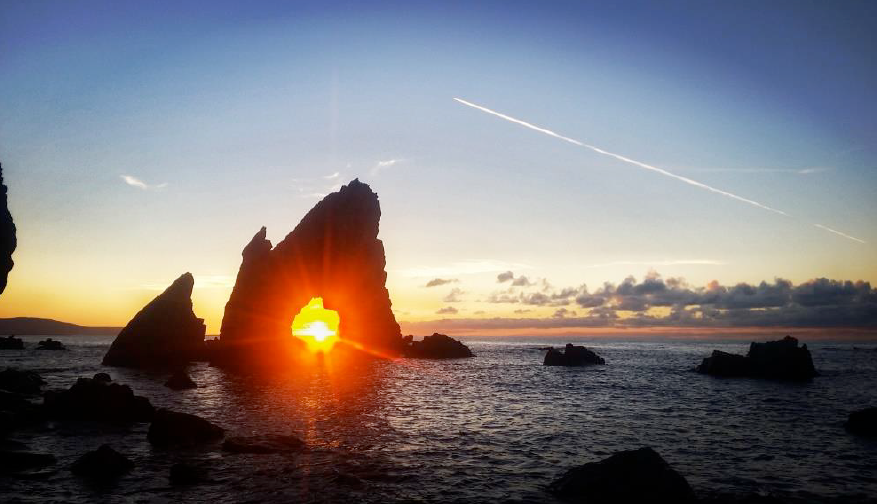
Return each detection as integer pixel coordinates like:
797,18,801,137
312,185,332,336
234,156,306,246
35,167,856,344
1,1,875,332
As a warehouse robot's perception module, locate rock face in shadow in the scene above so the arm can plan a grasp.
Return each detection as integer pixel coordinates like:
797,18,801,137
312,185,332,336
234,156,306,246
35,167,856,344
147,408,224,447
548,447,697,503
103,273,206,368
71,444,134,480
43,374,154,422
217,180,402,364
544,344,605,366
696,336,817,381
402,333,474,359
0,163,16,296
845,407,877,437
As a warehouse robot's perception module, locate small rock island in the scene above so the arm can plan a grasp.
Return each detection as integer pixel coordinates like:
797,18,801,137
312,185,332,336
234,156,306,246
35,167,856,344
544,344,605,366
696,335,817,381
402,333,474,359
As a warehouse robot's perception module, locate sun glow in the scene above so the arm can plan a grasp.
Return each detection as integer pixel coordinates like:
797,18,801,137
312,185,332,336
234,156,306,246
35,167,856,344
292,297,340,353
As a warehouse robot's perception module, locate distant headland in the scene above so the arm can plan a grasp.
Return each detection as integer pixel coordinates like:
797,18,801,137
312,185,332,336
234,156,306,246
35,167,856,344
0,317,121,336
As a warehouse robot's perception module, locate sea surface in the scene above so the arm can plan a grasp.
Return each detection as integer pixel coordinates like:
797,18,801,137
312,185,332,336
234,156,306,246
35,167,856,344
2,335,877,503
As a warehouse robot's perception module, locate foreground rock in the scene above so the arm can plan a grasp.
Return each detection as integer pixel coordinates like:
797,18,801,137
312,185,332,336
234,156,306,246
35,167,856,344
103,273,206,368
170,462,209,485
71,444,134,480
37,338,65,350
0,390,43,433
544,344,605,366
147,408,224,447
44,374,154,422
0,368,45,394
222,434,305,454
845,407,877,437
402,333,473,359
1,163,16,296
548,447,696,503
164,370,197,390
0,450,55,473
217,180,403,365
0,335,23,349
696,336,817,381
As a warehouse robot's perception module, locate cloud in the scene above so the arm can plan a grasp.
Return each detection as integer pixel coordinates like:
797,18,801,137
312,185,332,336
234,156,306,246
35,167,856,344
552,308,578,319
426,278,458,287
323,171,340,180
512,275,533,286
370,158,406,176
121,175,167,190
514,309,532,314
443,288,466,303
497,271,514,283
436,306,459,315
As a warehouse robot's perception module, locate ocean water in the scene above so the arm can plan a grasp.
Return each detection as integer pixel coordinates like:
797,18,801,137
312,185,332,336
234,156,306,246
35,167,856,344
2,335,877,503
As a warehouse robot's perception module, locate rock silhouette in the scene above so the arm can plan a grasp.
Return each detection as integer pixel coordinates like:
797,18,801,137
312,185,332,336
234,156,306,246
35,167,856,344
37,338,65,350
544,344,606,366
845,407,877,437
217,179,402,364
164,369,197,390
548,447,697,503
103,273,206,368
0,163,16,296
696,336,817,381
71,444,134,480
44,374,154,422
0,335,23,349
0,368,45,395
402,333,474,359
147,408,224,446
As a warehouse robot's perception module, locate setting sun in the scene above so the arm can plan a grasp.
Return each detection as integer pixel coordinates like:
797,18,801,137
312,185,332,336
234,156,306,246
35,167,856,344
292,297,340,353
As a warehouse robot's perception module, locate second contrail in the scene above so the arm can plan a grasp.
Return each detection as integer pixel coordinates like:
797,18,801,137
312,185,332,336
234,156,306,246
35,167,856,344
453,97,865,243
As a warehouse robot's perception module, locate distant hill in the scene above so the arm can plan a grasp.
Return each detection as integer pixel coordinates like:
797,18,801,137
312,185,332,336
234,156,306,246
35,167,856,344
0,317,120,336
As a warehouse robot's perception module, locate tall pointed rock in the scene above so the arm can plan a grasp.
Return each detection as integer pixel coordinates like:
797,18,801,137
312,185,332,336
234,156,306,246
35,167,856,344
219,179,402,363
0,163,16,296
103,273,206,368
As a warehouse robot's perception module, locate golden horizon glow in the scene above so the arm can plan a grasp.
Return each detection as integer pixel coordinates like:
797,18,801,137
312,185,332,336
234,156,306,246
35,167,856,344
292,297,340,353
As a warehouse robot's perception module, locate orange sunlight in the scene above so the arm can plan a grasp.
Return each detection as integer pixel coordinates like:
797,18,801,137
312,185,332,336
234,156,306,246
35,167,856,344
292,297,340,353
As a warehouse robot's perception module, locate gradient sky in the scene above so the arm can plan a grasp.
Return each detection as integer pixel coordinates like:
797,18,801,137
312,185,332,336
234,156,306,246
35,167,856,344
1,1,875,334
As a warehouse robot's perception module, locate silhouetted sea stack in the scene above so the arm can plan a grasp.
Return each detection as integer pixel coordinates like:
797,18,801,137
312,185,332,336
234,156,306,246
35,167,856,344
402,333,474,359
548,447,697,503
845,407,877,437
544,344,605,366
0,163,16,296
216,179,402,365
696,336,817,381
43,374,154,422
103,273,206,368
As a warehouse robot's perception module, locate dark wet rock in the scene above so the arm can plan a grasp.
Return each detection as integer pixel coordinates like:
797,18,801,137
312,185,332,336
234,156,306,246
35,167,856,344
170,462,209,485
71,444,133,480
544,344,605,366
845,407,877,437
164,370,197,390
222,434,305,454
0,368,45,394
147,408,224,447
92,372,112,383
0,438,27,450
696,336,817,381
43,375,154,422
402,333,474,359
0,451,55,473
0,335,24,349
216,180,402,365
1,163,16,296
0,390,43,433
103,272,206,368
547,447,696,503
37,338,65,350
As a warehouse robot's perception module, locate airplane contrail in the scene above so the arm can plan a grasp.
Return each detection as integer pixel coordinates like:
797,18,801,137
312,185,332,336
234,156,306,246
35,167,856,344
453,97,865,243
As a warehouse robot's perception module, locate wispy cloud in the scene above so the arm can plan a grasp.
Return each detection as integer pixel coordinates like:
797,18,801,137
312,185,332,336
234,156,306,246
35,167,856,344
436,306,459,315
121,175,167,190
426,278,458,287
813,224,867,244
370,158,406,176
398,260,533,278
585,259,727,268
323,171,340,180
453,97,865,244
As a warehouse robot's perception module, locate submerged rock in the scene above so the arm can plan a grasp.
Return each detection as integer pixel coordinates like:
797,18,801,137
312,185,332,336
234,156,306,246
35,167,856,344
402,333,474,359
71,444,133,480
43,374,154,422
0,368,45,394
147,408,224,447
845,407,877,437
0,451,55,473
170,462,209,485
696,336,817,381
0,335,23,349
547,447,696,503
103,273,206,368
217,180,402,365
544,344,605,366
164,370,197,390
1,163,16,296
37,338,65,350
222,434,305,454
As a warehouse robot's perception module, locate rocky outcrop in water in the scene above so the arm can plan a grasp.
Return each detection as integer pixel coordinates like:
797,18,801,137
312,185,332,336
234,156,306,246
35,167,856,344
544,344,605,366
402,333,474,359
845,407,877,437
37,338,65,350
548,447,697,503
0,335,23,349
43,374,154,422
71,444,134,480
0,163,16,297
696,336,817,381
147,408,224,446
103,273,206,368
217,179,402,364
0,368,45,394
164,370,197,390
